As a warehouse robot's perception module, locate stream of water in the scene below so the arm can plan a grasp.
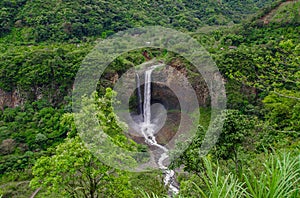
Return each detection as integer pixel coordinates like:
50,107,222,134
137,65,179,195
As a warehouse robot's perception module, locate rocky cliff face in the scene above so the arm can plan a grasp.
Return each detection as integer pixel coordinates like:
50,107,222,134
0,84,74,109
167,59,211,107
112,59,214,145
0,58,214,110
0,89,23,110
115,59,212,113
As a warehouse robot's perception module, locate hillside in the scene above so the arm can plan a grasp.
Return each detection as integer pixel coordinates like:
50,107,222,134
0,0,276,42
0,0,299,197
259,0,300,24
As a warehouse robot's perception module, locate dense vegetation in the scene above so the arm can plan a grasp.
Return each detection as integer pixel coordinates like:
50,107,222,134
0,0,278,42
0,0,299,197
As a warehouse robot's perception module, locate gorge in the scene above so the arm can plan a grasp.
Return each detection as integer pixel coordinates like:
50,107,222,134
136,64,179,196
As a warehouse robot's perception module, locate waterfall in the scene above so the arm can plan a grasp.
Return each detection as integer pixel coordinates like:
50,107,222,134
138,65,179,196
143,69,153,125
135,73,143,116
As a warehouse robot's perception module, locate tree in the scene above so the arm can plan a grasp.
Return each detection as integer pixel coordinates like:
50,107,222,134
170,125,207,176
30,137,134,198
214,110,254,175
171,110,254,177
35,133,48,150
30,88,139,197
263,90,300,132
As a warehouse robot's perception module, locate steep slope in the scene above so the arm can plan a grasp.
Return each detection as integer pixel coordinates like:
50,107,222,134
260,0,300,25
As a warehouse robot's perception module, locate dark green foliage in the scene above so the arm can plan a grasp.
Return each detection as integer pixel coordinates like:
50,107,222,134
0,44,89,104
0,101,68,174
0,0,27,36
0,151,35,175
0,0,275,42
171,110,255,177
170,125,207,175
213,110,255,175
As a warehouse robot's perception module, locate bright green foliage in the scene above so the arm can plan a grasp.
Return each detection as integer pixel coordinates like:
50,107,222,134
263,90,300,132
140,191,165,198
94,88,125,138
74,88,143,170
59,112,77,138
80,88,140,151
180,157,247,198
130,171,167,197
217,40,299,93
244,153,300,198
30,136,134,198
173,153,299,198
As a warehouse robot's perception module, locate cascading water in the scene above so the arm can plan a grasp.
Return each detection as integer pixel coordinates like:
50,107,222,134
143,69,152,125
137,65,179,196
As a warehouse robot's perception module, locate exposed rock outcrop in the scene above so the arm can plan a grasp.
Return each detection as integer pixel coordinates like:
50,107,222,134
0,89,23,110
